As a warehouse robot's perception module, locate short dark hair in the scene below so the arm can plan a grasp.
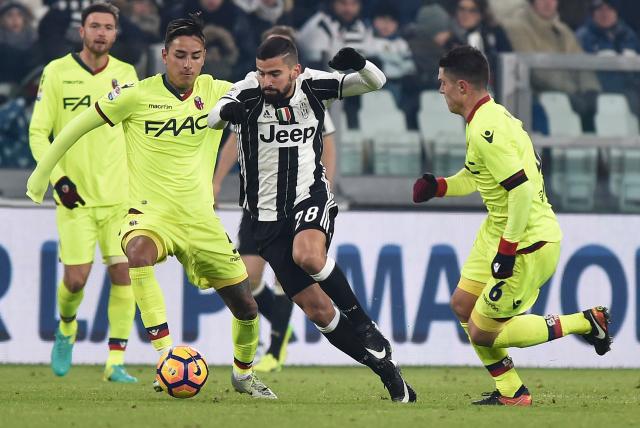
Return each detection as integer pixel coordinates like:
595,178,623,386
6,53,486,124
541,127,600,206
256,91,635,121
439,45,489,89
256,36,299,66
81,2,119,26
164,13,205,49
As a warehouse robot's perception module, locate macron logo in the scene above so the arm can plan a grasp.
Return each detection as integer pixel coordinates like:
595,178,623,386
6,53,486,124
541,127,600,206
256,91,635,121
148,103,173,110
482,130,494,143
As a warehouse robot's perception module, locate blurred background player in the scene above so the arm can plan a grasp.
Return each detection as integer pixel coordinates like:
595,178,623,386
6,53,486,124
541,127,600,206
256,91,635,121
28,2,138,383
209,37,416,402
212,24,337,373
413,45,612,406
26,14,277,400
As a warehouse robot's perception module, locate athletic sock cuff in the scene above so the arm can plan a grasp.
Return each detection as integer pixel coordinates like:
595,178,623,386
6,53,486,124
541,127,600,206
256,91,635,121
310,257,336,282
129,266,154,280
485,356,515,377
146,322,170,340
315,309,341,333
544,314,563,340
108,338,128,351
233,316,259,326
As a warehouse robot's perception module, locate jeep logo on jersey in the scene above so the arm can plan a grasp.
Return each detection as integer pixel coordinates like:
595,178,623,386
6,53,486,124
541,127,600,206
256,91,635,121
63,95,91,110
144,114,209,137
259,124,316,146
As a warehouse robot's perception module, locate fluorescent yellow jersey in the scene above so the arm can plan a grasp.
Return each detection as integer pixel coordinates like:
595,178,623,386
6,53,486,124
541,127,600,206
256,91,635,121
29,53,137,207
95,74,232,218
457,96,562,246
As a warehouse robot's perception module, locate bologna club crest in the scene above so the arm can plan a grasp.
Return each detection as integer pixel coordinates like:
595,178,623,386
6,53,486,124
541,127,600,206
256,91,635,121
194,96,204,110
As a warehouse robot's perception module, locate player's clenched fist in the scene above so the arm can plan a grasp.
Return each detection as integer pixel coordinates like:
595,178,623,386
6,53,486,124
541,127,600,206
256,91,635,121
412,173,446,203
491,238,517,279
220,101,246,125
328,47,366,71
54,176,86,209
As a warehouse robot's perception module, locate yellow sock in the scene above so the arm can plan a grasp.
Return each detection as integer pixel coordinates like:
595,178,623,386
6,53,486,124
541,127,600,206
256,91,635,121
461,322,523,397
560,313,592,336
493,313,591,348
129,266,172,351
232,316,259,376
57,281,83,341
106,284,136,367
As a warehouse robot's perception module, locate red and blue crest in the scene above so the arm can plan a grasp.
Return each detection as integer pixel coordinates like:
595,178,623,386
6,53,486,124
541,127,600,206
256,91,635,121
194,96,204,110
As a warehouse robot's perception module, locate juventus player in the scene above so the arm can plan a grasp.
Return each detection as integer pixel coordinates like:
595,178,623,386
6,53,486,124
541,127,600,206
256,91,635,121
208,37,416,403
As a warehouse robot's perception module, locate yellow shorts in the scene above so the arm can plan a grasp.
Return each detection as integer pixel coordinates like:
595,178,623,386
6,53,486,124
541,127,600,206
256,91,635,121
461,225,561,319
56,203,128,266
120,211,247,290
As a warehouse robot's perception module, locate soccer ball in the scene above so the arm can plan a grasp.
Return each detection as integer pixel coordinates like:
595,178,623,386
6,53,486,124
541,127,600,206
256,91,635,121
156,346,209,398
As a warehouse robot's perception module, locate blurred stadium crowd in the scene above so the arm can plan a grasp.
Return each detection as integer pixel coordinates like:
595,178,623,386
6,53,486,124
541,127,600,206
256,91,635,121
0,0,638,183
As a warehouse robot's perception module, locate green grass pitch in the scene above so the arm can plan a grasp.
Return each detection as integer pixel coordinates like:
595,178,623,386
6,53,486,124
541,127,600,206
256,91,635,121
1,365,638,428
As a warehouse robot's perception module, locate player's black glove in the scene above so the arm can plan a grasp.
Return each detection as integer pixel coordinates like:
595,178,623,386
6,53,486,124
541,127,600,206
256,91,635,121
412,173,446,203
491,238,517,279
220,101,246,125
328,47,366,71
54,176,86,209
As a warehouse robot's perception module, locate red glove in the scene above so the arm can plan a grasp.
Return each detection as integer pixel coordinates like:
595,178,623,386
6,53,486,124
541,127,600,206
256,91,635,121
412,173,447,203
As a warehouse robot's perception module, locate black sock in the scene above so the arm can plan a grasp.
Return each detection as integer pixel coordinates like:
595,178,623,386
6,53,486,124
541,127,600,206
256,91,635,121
317,264,372,329
254,283,274,323
266,294,294,359
320,313,382,374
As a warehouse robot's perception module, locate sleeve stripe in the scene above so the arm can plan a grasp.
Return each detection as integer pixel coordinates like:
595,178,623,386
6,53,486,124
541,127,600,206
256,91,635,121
338,74,346,99
318,20,332,39
517,241,547,255
236,87,262,103
500,169,528,191
309,78,341,101
94,102,115,127
311,79,340,90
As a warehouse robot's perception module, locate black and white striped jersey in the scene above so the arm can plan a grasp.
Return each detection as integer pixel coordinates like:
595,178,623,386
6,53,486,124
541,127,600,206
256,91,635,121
222,68,341,221
209,62,386,221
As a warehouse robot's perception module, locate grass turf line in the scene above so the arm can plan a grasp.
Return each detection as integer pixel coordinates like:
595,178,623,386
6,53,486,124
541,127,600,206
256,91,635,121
1,365,638,428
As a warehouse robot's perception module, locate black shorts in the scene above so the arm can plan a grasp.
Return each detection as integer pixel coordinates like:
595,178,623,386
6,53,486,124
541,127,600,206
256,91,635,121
253,193,338,298
237,209,259,256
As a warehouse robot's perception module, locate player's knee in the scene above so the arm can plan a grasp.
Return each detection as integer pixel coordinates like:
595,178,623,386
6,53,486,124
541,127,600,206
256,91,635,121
107,263,130,284
292,247,324,274
450,296,471,322
302,300,334,325
127,252,155,268
125,236,158,267
63,276,86,293
229,294,258,320
468,324,494,347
